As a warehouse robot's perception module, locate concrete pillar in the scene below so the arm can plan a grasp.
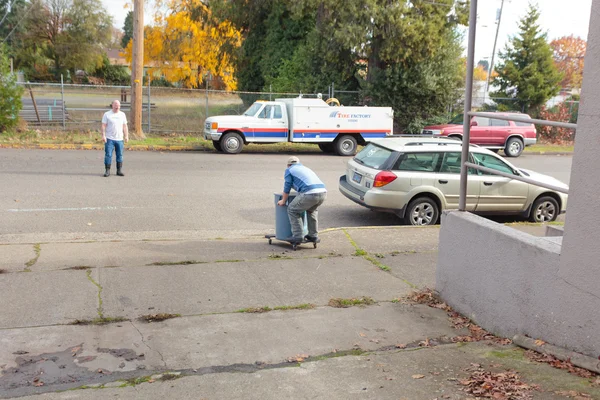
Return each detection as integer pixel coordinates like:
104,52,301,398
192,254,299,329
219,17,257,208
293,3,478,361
558,2,600,300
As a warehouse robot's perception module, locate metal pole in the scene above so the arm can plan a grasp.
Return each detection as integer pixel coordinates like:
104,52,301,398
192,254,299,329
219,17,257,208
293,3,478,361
147,73,151,133
269,84,272,101
332,82,335,99
205,76,209,120
459,0,478,212
61,74,65,129
10,58,13,73
485,0,504,96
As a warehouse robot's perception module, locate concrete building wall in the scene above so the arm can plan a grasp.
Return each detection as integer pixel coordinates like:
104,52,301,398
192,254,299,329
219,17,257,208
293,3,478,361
558,0,600,305
435,1,599,359
436,212,599,357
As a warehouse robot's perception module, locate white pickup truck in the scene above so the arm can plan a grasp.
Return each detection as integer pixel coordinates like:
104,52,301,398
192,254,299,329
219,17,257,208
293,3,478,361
203,97,394,155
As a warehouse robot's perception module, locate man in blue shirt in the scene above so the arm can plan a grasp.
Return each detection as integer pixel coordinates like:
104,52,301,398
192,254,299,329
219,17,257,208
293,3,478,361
277,156,327,243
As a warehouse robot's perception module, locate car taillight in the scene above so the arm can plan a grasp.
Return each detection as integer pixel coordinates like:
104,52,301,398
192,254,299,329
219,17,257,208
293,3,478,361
374,171,397,187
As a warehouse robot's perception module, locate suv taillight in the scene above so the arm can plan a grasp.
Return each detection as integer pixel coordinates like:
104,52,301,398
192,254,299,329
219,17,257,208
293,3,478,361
374,171,397,187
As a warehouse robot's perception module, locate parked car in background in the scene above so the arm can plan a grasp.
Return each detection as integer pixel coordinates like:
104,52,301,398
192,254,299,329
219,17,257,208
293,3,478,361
338,137,568,226
421,112,536,157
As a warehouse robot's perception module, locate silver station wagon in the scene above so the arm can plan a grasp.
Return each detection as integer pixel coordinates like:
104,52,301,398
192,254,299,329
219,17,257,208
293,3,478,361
339,137,568,225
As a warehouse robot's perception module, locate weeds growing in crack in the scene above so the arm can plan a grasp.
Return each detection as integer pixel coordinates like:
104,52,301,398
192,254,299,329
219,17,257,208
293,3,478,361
139,313,181,323
328,297,375,308
147,260,207,266
24,243,41,271
70,317,128,325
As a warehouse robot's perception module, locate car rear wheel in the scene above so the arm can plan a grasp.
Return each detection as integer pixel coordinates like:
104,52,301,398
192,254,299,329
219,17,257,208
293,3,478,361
221,132,244,154
504,137,524,157
529,196,559,223
404,197,439,226
335,135,358,156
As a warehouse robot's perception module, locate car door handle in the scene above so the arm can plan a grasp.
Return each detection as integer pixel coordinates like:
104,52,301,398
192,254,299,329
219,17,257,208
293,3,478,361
484,181,493,186
438,180,448,184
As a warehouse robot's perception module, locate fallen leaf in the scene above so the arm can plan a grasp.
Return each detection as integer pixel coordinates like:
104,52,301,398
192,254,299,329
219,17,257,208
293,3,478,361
148,379,155,383
534,339,546,346
412,374,425,379
359,332,367,337
395,344,407,349
87,222,92,226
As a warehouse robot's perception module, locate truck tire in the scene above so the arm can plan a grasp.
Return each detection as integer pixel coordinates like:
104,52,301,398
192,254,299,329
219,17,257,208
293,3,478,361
221,132,244,154
213,140,223,152
318,143,335,153
504,137,524,157
335,135,358,156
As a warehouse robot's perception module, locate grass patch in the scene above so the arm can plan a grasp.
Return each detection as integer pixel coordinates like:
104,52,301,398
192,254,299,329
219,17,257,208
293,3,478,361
64,266,91,270
139,313,181,323
486,349,526,361
273,303,316,311
328,297,375,308
121,376,153,387
354,249,367,256
215,259,242,263
524,143,574,153
147,260,207,266
236,306,272,313
24,243,41,271
268,254,292,260
364,255,392,272
70,317,128,325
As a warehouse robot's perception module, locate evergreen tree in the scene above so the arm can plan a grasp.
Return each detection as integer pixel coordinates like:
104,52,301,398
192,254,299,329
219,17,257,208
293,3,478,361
121,11,133,49
491,4,562,114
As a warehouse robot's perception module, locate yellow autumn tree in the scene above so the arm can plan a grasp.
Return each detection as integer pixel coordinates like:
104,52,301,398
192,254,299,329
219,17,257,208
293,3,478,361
124,0,241,89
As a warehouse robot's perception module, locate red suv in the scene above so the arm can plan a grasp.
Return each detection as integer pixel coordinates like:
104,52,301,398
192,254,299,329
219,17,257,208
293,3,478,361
421,112,537,157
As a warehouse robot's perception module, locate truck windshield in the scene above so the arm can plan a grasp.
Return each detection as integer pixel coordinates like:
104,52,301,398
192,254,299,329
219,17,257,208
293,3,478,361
449,114,464,124
243,102,264,117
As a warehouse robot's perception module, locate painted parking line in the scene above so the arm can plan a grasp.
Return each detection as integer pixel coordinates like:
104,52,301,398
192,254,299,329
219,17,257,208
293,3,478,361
5,207,120,212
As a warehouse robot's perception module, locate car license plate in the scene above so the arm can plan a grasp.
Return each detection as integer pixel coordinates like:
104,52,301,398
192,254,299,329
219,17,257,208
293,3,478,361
352,171,362,183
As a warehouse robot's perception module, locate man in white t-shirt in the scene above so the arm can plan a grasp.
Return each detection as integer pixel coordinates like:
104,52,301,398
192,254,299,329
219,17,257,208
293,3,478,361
101,100,129,177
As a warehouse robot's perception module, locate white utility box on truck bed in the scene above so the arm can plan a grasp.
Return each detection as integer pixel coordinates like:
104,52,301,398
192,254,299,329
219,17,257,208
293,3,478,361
203,97,394,155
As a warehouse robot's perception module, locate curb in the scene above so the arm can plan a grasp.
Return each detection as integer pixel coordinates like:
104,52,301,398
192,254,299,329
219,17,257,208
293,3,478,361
0,143,210,152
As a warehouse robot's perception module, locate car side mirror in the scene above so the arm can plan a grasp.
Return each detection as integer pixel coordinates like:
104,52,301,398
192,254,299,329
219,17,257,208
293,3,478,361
470,120,478,127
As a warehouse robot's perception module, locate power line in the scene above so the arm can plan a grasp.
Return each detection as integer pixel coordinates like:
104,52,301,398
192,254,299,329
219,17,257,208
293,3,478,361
0,0,16,28
2,2,32,43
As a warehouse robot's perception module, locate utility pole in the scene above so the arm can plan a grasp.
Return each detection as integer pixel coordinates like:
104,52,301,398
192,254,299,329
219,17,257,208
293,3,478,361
130,0,145,138
485,0,505,99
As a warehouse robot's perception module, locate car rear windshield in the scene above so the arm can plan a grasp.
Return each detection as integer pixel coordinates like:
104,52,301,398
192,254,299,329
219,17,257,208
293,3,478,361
354,143,394,169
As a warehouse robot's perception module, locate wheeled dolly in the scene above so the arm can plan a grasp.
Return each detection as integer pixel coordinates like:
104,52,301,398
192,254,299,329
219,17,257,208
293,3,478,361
265,234,320,251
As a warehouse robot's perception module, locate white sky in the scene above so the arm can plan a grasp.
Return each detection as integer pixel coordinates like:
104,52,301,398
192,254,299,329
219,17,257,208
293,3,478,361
102,0,593,62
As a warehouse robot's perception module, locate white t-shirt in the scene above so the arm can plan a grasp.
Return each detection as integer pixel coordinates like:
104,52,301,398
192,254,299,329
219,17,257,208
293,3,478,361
102,110,128,140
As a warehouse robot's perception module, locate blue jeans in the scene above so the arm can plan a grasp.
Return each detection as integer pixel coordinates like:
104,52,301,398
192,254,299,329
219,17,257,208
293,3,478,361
288,192,327,239
104,139,124,165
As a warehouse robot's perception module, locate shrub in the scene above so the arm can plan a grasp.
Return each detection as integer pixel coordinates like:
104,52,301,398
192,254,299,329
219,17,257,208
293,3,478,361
0,44,23,132
537,103,575,144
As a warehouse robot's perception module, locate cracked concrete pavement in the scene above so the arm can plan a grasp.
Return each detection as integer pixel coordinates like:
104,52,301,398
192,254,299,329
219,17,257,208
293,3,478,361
1,225,598,399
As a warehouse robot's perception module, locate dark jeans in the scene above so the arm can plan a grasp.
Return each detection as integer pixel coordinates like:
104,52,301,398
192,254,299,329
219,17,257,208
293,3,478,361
104,139,124,165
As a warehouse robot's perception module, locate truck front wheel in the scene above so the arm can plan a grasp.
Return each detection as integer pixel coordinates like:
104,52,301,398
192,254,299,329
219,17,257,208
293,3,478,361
221,132,244,154
335,135,358,156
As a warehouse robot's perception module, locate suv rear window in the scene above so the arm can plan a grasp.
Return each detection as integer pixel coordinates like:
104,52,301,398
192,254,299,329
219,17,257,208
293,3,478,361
354,143,393,169
514,121,534,127
394,152,441,172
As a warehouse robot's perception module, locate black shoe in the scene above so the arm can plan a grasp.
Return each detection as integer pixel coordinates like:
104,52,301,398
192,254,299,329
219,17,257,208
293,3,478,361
116,162,124,176
284,236,303,244
103,165,110,177
304,235,319,243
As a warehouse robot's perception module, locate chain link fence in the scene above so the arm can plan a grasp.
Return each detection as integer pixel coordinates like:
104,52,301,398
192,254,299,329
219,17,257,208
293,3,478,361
17,81,361,134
